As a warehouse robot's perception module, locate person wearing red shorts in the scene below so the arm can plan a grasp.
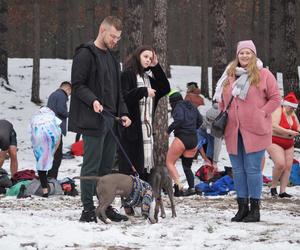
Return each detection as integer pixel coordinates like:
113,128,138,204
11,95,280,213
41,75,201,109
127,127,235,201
267,92,300,198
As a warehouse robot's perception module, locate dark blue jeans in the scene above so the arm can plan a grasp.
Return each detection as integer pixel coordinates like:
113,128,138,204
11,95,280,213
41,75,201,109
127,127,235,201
229,133,264,199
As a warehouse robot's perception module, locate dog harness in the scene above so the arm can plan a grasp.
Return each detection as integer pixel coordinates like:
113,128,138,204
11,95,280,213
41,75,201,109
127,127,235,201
122,176,153,216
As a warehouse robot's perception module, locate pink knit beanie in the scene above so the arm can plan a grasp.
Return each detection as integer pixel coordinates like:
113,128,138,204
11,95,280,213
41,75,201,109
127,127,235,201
236,40,257,55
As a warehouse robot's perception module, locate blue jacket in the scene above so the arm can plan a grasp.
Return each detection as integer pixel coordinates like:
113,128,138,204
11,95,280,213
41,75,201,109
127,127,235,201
47,88,69,135
167,100,203,135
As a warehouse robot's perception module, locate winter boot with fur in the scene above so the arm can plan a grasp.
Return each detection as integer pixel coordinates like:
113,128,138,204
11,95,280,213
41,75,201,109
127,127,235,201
231,198,249,222
243,198,260,222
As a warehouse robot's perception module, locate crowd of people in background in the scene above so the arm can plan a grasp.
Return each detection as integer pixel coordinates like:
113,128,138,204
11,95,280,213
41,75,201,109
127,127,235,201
1,16,299,225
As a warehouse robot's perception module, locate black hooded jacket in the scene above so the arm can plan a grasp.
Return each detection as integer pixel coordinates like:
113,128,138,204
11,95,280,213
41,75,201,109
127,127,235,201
68,41,128,136
167,100,203,135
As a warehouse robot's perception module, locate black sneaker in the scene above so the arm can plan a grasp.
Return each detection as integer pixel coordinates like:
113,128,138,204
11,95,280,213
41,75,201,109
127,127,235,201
270,187,278,197
279,192,292,198
106,206,128,222
79,209,97,223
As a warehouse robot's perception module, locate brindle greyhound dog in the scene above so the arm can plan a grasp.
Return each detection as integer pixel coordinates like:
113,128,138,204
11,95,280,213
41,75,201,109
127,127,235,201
74,174,156,224
150,165,176,221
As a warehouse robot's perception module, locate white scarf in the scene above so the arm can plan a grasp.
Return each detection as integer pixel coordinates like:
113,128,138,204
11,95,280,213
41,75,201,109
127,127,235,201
137,73,154,173
213,59,263,102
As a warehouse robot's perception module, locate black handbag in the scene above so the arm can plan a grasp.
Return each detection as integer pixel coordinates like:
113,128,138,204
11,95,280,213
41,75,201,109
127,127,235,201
211,96,234,138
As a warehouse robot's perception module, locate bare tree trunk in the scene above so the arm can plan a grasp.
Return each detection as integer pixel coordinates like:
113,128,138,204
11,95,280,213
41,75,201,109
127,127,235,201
210,0,227,97
269,0,284,76
282,0,299,95
31,0,42,104
152,0,168,167
123,0,144,56
201,0,209,98
0,0,9,88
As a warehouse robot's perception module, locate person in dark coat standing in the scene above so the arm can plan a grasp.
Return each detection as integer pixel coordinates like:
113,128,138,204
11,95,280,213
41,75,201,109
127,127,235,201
119,45,170,180
68,16,131,223
47,81,71,179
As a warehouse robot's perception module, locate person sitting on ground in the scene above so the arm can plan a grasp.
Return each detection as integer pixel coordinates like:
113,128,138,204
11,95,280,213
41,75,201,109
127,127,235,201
267,92,300,198
47,81,72,179
166,90,203,196
198,102,222,171
0,120,18,176
29,107,62,197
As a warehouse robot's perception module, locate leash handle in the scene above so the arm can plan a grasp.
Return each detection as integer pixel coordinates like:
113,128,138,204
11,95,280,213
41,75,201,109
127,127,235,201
99,111,139,177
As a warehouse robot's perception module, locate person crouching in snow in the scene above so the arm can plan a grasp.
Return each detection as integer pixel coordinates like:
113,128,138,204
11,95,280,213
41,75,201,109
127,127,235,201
29,107,62,197
166,90,203,196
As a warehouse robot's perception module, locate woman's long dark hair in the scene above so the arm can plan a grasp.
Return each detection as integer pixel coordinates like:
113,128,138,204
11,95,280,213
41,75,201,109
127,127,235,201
123,45,154,76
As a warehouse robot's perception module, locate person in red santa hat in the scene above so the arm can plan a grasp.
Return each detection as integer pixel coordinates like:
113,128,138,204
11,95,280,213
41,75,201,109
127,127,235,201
267,91,300,198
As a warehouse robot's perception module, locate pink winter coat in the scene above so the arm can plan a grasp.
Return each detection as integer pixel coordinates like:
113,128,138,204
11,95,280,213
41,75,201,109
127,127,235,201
220,68,281,155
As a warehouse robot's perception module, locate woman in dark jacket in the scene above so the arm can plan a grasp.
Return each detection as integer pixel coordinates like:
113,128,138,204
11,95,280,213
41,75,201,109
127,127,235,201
119,45,170,180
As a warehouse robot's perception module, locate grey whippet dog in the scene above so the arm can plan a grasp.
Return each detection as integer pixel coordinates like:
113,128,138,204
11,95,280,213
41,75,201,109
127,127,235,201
150,164,176,221
74,173,156,224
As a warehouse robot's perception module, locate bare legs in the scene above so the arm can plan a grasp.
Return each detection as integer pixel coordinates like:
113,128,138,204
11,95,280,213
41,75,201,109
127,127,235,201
0,146,18,176
267,144,294,194
166,137,197,187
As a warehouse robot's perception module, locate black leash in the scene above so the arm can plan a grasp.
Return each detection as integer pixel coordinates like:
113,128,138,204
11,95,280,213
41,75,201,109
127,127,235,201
100,110,138,176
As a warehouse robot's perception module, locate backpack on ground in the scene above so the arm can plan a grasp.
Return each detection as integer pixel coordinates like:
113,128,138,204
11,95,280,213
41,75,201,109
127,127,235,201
289,159,300,186
11,169,37,184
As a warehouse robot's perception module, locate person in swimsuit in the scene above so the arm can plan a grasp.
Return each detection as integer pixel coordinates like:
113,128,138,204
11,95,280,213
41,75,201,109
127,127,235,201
267,92,300,198
166,90,203,193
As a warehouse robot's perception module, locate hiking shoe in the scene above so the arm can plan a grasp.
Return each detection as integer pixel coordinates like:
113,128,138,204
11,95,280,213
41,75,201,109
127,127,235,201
106,206,128,222
270,187,278,197
278,192,292,198
79,209,97,223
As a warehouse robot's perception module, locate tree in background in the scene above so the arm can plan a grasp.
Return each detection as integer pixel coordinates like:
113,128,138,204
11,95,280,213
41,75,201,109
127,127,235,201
282,0,299,95
152,0,169,168
210,0,227,97
123,0,144,56
0,0,13,91
31,0,42,104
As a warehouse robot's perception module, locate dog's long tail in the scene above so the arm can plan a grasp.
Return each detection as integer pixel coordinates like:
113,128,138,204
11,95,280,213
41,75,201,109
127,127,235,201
73,176,101,181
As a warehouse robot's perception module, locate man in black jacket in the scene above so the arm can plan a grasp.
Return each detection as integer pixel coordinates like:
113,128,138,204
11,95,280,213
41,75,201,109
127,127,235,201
47,81,71,179
69,16,131,223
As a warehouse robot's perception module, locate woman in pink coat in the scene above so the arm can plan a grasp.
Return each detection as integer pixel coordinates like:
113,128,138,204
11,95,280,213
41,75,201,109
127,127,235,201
214,40,280,222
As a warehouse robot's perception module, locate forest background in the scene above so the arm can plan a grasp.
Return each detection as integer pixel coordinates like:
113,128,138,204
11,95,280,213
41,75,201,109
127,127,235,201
1,0,300,97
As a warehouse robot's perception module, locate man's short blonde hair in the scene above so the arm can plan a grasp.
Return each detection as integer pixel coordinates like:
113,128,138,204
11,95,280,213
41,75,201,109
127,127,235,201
101,16,123,31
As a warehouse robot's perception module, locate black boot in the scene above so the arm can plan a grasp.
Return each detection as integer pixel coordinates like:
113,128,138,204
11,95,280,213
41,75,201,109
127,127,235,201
231,198,249,222
173,184,184,197
243,198,260,222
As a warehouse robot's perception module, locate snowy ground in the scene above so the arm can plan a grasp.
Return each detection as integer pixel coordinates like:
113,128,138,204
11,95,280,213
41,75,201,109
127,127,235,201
0,59,299,250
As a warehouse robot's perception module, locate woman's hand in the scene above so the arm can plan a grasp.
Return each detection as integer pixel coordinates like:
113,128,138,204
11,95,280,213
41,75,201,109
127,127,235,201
150,51,158,67
147,88,156,97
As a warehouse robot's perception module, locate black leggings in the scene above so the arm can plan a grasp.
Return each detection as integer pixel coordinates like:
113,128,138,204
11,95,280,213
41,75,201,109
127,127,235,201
181,156,194,189
38,170,48,189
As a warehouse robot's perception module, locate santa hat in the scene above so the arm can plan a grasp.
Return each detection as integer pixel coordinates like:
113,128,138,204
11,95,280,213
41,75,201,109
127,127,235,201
282,92,298,108
236,40,257,55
